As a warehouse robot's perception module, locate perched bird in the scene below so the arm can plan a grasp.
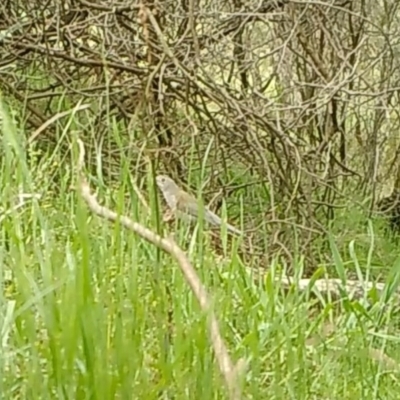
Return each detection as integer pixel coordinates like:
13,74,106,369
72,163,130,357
156,175,243,235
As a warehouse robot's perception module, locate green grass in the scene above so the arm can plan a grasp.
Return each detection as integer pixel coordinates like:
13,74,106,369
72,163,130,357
1,100,400,399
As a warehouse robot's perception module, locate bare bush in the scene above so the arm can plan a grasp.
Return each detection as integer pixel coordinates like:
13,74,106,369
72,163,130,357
1,0,400,267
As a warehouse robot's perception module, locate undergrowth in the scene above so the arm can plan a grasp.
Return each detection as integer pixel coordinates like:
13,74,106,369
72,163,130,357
1,100,400,399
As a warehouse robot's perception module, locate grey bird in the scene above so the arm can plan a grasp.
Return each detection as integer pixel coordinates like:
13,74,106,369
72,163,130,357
156,175,243,235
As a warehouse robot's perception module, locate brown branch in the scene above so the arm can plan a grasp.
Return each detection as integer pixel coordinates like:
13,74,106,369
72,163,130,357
75,139,245,399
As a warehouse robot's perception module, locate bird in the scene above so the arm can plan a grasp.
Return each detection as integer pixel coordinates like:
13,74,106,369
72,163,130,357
156,174,243,235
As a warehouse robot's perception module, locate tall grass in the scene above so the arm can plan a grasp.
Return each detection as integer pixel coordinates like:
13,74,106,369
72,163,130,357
1,100,400,399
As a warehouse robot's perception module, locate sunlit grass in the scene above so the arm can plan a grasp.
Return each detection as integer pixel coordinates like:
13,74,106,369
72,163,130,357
1,100,400,399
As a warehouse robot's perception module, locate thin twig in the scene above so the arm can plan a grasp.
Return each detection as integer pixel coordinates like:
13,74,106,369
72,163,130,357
28,102,91,144
0,193,41,223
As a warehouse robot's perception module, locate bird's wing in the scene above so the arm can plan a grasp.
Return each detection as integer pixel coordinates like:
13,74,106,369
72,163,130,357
176,191,200,217
177,191,215,221
176,191,243,235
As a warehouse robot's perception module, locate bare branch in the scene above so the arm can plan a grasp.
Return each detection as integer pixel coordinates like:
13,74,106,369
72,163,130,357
28,102,91,144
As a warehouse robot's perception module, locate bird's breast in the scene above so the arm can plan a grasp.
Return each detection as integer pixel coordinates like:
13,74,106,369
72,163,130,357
165,194,177,210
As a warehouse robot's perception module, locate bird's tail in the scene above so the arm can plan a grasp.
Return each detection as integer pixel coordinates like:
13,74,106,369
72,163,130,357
206,209,242,235
226,223,243,236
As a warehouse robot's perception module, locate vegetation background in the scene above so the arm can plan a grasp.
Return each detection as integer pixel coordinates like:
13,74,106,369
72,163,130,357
1,0,400,398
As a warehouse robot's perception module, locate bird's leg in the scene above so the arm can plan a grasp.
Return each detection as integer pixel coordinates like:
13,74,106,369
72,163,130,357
163,209,175,222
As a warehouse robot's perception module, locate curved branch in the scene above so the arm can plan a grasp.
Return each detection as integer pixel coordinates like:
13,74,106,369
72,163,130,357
75,139,245,399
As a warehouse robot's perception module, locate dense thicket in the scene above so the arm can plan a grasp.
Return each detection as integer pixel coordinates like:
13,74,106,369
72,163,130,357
1,0,400,263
